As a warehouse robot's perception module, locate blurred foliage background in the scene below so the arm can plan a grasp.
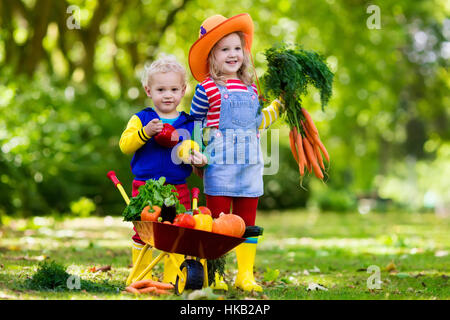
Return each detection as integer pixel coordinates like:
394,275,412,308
0,0,448,220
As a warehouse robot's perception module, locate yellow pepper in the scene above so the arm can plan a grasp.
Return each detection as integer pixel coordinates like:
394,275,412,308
177,140,200,163
193,213,213,232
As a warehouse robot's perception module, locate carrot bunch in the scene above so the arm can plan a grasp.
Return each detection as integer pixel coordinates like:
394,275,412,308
262,43,334,185
124,279,174,295
289,108,329,182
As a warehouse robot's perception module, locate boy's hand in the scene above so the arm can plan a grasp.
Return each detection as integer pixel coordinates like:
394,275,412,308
144,119,163,137
189,150,208,167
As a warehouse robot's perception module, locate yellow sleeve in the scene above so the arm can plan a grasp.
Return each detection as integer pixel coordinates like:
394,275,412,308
259,99,283,130
119,115,151,155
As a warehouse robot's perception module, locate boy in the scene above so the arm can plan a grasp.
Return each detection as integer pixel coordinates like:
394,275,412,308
119,55,207,283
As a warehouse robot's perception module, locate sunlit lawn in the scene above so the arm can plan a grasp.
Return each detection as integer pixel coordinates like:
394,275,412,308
0,210,449,300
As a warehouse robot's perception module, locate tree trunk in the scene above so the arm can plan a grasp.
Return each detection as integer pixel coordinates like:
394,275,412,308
53,0,76,79
19,0,52,76
80,0,112,81
0,0,15,66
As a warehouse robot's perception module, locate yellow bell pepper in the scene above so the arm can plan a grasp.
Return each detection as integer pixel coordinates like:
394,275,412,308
177,140,200,163
193,213,213,232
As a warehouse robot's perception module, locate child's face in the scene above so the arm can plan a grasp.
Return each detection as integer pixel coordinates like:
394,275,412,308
145,72,185,115
211,33,244,78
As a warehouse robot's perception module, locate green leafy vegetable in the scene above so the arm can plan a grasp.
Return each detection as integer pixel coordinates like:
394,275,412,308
207,254,227,286
122,177,186,221
262,43,334,130
25,260,119,293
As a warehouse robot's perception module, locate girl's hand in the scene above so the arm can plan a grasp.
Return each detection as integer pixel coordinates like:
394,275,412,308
144,119,163,137
190,150,208,167
277,95,286,112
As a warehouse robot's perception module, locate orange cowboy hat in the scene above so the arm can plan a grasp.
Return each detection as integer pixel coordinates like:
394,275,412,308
189,13,254,82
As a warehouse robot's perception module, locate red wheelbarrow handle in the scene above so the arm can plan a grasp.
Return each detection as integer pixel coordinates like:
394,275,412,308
191,187,200,211
191,187,200,200
107,171,121,186
107,170,130,205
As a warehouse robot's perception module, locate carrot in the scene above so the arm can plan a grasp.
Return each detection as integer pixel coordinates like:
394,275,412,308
314,143,325,170
139,286,157,294
144,280,175,290
301,119,324,171
125,286,140,294
311,134,330,162
305,159,312,173
129,279,153,289
289,129,299,164
303,136,324,179
301,108,319,134
154,288,171,295
300,120,314,146
302,120,330,163
293,126,306,176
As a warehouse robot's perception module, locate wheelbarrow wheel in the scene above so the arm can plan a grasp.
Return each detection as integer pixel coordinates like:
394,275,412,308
175,259,204,295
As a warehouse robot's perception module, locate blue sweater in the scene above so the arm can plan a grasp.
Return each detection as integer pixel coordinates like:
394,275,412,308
130,108,195,184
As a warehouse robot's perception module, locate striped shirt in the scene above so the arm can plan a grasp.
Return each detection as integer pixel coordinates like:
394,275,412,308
190,77,281,129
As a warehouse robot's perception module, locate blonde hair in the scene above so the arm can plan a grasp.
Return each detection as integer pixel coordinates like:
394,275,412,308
207,32,254,86
141,54,186,88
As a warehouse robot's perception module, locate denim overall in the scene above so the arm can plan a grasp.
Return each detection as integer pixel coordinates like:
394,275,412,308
203,84,264,197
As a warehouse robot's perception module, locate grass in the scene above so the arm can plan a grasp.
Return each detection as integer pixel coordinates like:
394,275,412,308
0,210,449,300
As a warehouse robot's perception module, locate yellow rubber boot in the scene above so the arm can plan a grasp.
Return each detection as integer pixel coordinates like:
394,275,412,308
162,253,184,284
131,242,154,282
234,238,262,292
210,272,228,291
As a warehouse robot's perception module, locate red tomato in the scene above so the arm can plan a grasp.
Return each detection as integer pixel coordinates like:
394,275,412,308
173,213,196,229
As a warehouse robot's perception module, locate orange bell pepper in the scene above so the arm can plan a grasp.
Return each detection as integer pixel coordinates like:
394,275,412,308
141,205,161,221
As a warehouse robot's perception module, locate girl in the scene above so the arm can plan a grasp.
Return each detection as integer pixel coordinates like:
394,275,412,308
188,13,283,292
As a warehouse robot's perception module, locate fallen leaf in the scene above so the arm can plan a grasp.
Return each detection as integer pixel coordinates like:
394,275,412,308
396,273,410,278
414,272,426,278
307,283,328,291
187,287,220,300
263,267,280,282
309,266,321,273
97,265,111,272
385,261,397,272
89,265,111,273
435,250,448,257
410,248,423,254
